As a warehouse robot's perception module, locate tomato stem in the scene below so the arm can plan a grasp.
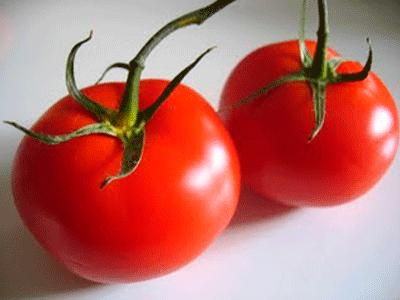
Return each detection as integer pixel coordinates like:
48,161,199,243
116,64,143,128
299,1,313,68
116,0,236,128
220,0,374,142
7,0,236,189
65,31,118,122
140,47,215,123
95,62,131,85
332,38,373,83
310,0,329,80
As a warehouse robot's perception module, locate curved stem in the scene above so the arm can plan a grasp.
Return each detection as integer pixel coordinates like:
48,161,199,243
66,31,116,121
219,72,307,112
116,0,236,127
310,0,329,79
4,121,117,145
299,0,312,67
308,81,327,141
131,0,234,68
116,64,143,127
101,130,145,188
333,38,373,83
140,47,215,123
95,62,131,85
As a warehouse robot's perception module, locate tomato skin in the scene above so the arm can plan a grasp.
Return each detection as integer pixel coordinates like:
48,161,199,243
12,79,240,283
219,40,399,207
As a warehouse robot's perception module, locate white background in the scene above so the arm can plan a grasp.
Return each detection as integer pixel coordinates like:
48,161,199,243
1,1,399,299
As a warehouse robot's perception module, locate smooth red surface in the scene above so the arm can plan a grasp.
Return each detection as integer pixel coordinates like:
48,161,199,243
219,40,399,207
12,80,240,283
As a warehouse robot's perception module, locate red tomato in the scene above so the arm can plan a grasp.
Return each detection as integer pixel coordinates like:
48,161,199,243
219,40,399,207
12,79,240,283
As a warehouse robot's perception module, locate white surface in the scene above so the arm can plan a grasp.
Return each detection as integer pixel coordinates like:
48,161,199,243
1,1,399,299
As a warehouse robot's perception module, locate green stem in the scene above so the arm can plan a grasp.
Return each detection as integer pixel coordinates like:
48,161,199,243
333,38,373,83
116,63,143,128
132,0,235,67
299,0,312,67
220,0,373,143
140,47,215,122
95,62,131,85
66,31,116,121
116,0,236,127
310,0,329,79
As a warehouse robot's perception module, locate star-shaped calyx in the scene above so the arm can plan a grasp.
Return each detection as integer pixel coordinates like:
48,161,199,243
224,0,372,142
5,0,236,188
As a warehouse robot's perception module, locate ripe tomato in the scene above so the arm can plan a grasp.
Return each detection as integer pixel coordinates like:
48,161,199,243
12,80,240,283
219,40,399,207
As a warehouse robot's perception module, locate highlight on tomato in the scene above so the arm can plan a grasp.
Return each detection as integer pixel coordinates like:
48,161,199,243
6,0,240,283
219,0,399,207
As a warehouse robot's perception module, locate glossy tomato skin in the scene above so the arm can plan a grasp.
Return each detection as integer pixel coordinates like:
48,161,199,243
12,79,240,283
219,40,399,207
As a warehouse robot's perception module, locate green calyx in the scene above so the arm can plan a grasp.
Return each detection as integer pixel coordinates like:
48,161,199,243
5,0,236,188
224,0,373,142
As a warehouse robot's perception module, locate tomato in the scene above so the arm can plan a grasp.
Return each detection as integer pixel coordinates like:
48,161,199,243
8,0,239,283
12,80,240,283
219,39,398,207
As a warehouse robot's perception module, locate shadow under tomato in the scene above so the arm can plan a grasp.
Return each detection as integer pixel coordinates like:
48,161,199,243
0,138,99,300
228,186,296,228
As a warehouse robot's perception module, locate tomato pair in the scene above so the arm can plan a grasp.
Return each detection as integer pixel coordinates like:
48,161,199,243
8,0,398,284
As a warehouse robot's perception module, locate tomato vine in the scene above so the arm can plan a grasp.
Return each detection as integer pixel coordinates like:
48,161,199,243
5,0,236,188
